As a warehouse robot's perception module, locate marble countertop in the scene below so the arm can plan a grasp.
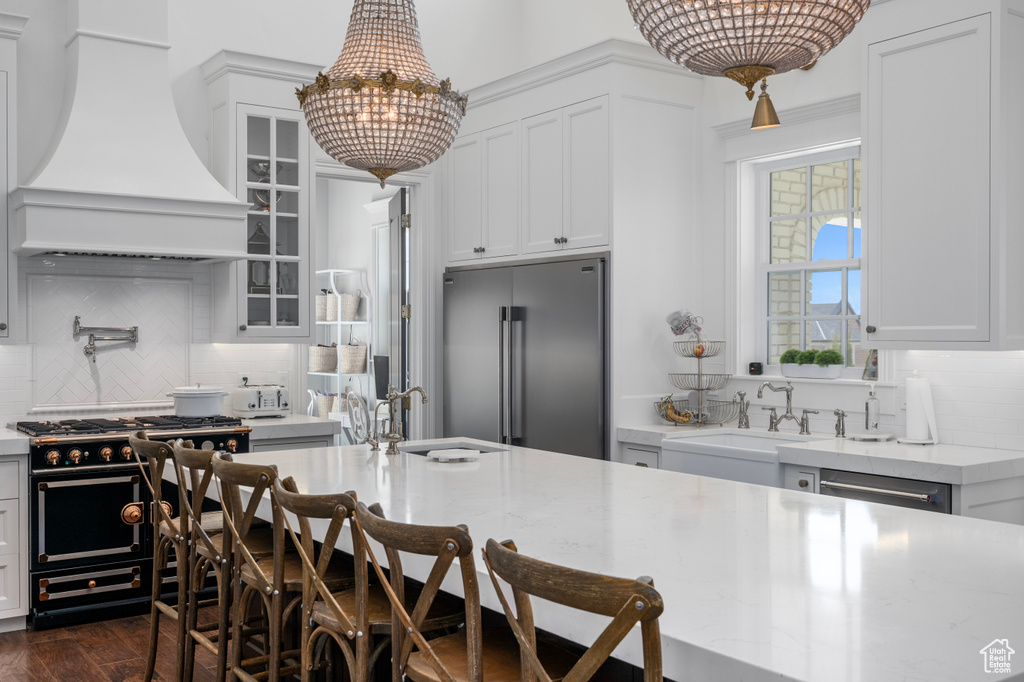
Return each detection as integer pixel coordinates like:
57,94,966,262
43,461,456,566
777,438,1024,485
225,438,1024,682
242,414,341,441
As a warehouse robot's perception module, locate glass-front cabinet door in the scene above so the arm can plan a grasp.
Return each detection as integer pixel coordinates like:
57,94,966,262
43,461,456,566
237,105,309,337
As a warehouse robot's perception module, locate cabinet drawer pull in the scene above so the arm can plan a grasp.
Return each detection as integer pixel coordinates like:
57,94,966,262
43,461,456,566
865,325,876,333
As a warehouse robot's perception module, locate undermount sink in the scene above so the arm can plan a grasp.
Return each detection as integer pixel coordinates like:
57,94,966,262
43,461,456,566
399,440,507,457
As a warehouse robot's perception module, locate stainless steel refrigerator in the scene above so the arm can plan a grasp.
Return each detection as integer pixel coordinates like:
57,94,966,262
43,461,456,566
442,257,606,459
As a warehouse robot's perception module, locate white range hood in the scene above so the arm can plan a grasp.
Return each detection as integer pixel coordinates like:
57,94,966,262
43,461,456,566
10,0,248,261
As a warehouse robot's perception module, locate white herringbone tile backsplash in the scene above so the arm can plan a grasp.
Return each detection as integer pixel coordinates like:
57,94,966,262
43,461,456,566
0,257,301,423
28,274,192,409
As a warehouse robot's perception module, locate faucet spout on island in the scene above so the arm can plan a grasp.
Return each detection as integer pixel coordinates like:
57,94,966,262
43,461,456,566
382,384,429,455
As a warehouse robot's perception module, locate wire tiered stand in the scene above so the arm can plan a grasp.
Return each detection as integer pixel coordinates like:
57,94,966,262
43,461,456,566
657,338,740,427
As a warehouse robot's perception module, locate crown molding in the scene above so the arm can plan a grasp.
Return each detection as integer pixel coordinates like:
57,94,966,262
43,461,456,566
713,94,861,140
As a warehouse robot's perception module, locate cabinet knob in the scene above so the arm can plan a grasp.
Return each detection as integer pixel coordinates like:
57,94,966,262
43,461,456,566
554,237,560,245
239,324,247,331
0,323,7,331
799,479,809,488
479,246,485,253
866,325,876,333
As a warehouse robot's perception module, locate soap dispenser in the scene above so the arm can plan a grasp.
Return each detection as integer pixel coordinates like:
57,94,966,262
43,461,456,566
865,384,880,432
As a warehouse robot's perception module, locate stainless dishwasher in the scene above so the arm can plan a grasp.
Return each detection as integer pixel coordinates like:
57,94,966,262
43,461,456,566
819,469,952,514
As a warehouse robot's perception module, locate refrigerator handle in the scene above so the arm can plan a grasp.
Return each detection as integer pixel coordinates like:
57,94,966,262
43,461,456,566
498,305,508,443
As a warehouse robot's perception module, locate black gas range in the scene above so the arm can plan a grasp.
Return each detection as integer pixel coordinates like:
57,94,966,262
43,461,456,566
19,415,251,628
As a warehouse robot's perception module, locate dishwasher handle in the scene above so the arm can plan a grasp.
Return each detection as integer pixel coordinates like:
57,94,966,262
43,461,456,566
820,480,933,503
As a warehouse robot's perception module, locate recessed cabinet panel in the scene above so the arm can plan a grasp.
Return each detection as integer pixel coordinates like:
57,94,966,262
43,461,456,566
448,135,482,262
481,123,519,258
564,96,610,250
0,553,19,614
864,16,991,345
0,498,15,556
521,110,563,254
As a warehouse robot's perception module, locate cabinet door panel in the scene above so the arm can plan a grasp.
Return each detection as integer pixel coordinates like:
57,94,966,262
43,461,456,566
0,552,19,614
448,135,483,262
0,498,15,556
481,123,519,258
865,17,990,344
521,110,563,254
563,96,610,250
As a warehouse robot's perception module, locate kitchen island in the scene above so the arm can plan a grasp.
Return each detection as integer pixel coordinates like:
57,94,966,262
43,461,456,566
226,438,1024,682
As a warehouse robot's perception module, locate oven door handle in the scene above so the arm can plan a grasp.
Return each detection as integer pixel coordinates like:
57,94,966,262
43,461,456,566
820,480,933,502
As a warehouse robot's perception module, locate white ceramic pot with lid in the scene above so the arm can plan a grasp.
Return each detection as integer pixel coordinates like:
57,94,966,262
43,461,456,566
166,384,229,418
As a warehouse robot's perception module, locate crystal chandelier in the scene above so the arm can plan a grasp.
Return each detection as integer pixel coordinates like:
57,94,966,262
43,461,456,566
297,0,467,187
626,0,870,127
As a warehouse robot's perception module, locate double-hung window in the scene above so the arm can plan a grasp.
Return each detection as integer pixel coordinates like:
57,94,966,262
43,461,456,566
758,148,863,369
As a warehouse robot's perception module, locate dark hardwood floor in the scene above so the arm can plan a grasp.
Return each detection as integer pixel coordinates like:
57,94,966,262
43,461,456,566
0,609,223,682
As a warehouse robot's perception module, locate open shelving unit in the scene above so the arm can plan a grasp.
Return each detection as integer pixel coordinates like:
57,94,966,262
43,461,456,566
308,269,373,431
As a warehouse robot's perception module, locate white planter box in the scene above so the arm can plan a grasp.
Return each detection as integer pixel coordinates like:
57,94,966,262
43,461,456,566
781,363,843,379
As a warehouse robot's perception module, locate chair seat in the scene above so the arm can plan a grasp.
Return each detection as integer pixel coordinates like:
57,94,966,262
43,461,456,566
241,553,355,593
159,510,225,539
196,526,277,562
405,628,578,682
311,582,464,634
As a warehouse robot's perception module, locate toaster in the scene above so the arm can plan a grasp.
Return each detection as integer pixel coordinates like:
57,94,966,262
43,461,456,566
233,384,290,418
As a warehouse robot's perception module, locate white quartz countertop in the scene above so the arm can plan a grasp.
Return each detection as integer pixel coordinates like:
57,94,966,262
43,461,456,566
617,423,698,447
777,438,1024,485
0,427,29,456
224,437,1024,682
242,414,341,441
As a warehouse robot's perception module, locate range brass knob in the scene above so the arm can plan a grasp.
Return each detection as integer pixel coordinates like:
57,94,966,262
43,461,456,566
120,445,134,461
226,439,238,453
45,450,61,466
99,447,113,462
68,449,83,464
87,580,97,589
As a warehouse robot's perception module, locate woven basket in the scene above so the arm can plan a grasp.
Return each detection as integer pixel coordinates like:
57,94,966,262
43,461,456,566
340,344,367,374
316,294,339,322
308,345,338,372
340,292,361,321
315,394,337,418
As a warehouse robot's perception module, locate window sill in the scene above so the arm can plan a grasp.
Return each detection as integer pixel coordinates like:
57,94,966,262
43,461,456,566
731,374,895,389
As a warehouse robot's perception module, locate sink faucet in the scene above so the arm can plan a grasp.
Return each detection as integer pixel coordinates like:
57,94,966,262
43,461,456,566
381,384,429,455
757,381,800,432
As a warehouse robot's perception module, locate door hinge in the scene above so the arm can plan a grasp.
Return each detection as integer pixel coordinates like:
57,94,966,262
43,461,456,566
401,304,412,320
401,214,411,229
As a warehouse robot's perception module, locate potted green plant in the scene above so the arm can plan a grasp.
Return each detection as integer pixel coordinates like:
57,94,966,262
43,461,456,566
780,348,844,379
779,349,802,378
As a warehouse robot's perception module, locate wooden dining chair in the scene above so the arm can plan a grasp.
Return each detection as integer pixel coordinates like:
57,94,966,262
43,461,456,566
271,477,464,682
211,452,355,682
129,432,189,682
170,439,270,682
353,501,577,682
482,538,665,682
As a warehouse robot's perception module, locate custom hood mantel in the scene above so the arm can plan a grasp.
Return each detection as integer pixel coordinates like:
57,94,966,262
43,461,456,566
10,0,248,261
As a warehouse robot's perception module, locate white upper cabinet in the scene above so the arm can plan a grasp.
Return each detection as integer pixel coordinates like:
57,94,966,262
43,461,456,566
447,122,519,262
446,93,611,264
521,109,563,253
522,96,610,254
561,96,611,251
862,0,1024,349
203,51,320,343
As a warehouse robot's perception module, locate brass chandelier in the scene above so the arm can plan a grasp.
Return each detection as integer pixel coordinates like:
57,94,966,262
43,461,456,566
297,0,467,187
626,0,871,128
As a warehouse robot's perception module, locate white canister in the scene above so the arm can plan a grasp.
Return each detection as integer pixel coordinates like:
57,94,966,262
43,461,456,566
167,385,229,418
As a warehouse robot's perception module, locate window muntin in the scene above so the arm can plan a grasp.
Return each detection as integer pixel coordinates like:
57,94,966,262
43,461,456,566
762,154,863,368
